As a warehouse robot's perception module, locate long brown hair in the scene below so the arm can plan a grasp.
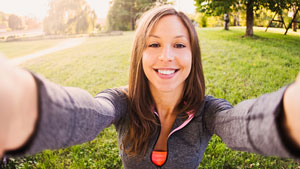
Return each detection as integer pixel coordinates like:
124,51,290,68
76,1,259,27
122,5,205,157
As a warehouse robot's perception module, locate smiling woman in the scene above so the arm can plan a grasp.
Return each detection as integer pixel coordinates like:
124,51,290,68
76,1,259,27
0,5,300,169
124,8,205,167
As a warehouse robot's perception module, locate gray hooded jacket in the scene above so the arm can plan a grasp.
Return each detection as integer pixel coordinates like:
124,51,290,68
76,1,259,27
7,73,299,169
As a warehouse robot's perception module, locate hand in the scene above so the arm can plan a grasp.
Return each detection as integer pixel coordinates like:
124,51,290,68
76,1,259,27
0,60,15,158
0,60,38,158
283,71,300,147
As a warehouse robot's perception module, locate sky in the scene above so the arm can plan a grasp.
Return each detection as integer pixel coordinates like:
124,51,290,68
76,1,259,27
0,0,196,20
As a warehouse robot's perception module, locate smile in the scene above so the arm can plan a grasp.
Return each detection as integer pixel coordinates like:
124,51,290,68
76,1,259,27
158,69,175,75
154,69,179,79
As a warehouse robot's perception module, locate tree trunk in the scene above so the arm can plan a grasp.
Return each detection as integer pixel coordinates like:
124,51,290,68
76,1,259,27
245,0,254,36
292,5,297,32
130,0,135,31
236,11,240,26
131,16,135,31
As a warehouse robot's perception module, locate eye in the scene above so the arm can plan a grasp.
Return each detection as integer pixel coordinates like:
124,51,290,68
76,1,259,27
148,43,160,48
174,43,186,48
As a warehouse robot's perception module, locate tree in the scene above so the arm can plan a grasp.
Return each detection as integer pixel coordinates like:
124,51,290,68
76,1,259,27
263,0,300,33
8,14,22,30
195,0,299,36
195,0,241,31
0,12,9,29
107,0,132,31
107,0,169,31
43,0,96,34
292,4,298,32
24,17,41,30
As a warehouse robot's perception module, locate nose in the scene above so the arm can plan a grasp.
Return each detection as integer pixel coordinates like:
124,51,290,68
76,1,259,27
159,45,174,62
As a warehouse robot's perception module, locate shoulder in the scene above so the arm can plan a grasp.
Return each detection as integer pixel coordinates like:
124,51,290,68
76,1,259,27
203,95,233,114
96,86,128,101
96,86,129,123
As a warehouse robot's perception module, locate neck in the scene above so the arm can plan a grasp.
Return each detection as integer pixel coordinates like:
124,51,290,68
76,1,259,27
150,85,183,118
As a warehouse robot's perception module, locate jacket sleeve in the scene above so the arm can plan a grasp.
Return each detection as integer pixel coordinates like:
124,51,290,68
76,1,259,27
6,73,128,156
203,85,299,158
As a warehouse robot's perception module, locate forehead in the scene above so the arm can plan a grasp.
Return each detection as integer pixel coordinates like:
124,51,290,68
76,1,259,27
148,15,190,40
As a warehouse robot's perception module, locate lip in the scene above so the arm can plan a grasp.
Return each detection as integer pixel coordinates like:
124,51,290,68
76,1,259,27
153,68,179,79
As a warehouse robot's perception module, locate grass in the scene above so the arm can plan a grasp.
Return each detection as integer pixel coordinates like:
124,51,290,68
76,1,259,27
3,28,300,168
0,39,64,59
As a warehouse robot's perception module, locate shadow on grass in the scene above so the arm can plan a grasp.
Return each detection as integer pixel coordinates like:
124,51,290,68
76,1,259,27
231,30,300,53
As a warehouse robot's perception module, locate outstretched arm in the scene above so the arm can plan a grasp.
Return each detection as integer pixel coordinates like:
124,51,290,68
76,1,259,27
0,61,127,158
283,72,300,147
204,72,300,158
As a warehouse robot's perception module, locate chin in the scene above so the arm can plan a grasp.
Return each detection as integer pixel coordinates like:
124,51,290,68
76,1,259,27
153,83,182,93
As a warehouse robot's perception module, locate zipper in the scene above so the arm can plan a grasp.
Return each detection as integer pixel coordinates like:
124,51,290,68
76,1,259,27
151,110,194,168
154,110,195,138
151,114,169,168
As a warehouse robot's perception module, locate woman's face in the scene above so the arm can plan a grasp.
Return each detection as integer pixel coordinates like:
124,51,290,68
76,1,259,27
142,15,192,94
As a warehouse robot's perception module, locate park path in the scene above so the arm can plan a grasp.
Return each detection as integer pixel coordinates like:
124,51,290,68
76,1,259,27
8,37,86,65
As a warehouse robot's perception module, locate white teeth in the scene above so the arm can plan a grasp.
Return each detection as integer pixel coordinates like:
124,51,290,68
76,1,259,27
158,70,175,75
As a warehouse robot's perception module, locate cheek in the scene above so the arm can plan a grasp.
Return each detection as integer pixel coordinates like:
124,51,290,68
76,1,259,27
180,53,192,82
142,52,153,79
178,51,192,74
142,50,158,69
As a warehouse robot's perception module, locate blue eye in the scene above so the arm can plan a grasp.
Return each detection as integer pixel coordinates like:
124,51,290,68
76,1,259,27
175,43,186,48
149,43,160,48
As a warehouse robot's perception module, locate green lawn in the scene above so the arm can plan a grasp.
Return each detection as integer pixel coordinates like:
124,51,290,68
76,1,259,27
4,28,300,168
0,39,64,59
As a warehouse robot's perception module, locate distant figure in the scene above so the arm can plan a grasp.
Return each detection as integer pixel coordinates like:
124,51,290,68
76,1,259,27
224,13,230,30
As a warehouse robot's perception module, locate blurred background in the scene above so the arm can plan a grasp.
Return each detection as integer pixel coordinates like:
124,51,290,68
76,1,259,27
0,0,198,40
0,0,298,41
0,0,299,168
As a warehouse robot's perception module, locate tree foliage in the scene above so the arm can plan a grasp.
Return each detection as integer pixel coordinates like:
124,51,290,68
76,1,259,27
262,0,300,14
195,0,300,36
24,17,41,30
8,14,23,30
195,0,239,16
0,12,9,29
107,0,169,31
43,0,96,35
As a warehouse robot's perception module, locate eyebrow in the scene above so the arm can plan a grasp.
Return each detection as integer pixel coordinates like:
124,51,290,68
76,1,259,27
148,35,188,39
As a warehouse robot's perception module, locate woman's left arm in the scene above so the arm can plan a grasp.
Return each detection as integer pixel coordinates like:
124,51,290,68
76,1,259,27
204,72,300,158
283,72,300,147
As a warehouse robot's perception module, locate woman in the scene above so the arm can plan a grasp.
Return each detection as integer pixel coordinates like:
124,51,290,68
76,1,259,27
0,6,300,169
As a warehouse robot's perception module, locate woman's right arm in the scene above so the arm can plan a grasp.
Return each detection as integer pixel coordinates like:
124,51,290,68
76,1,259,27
0,62,127,157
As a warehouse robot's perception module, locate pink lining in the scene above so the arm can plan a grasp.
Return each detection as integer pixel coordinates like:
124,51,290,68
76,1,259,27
168,113,194,137
153,110,195,138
